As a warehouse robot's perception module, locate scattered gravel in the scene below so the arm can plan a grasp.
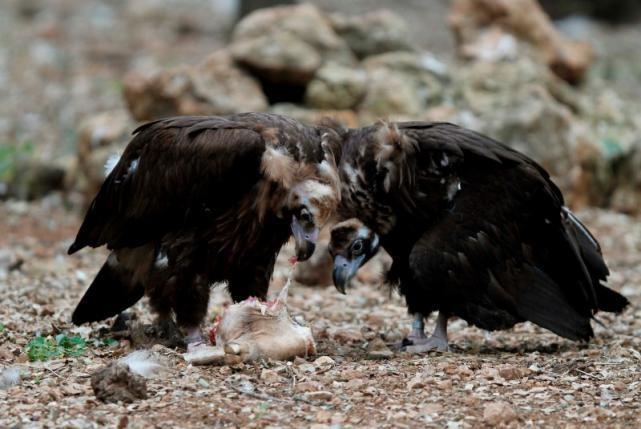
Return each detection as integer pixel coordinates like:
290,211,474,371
0,198,639,427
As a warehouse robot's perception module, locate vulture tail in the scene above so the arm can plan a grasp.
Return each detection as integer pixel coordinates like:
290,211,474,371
516,265,594,341
595,285,629,313
72,257,144,325
561,207,629,313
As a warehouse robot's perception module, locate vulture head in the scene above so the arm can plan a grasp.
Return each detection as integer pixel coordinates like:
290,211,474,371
259,129,341,261
288,178,339,261
328,218,380,293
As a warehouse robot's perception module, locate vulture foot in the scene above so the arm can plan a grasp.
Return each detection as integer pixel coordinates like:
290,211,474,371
155,317,185,345
392,314,427,350
403,335,450,353
186,341,208,353
184,327,206,352
403,312,449,353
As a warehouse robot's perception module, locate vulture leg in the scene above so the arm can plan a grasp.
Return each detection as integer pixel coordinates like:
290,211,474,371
408,314,427,341
393,314,427,350
156,316,181,340
173,279,210,350
185,327,206,352
404,312,450,353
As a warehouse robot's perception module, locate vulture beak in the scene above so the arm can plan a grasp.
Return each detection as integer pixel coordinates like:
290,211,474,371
291,210,319,261
332,254,366,294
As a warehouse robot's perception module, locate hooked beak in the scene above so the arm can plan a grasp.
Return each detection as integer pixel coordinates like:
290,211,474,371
332,254,366,294
291,215,319,261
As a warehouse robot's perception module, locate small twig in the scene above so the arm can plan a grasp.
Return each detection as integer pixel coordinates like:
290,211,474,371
574,368,602,380
291,395,333,407
44,367,64,379
226,382,332,408
284,363,297,390
228,383,283,402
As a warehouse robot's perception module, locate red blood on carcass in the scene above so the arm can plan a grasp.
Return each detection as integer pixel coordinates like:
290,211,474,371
208,314,223,345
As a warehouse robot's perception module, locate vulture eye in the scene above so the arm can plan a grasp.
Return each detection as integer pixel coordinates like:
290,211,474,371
351,240,364,255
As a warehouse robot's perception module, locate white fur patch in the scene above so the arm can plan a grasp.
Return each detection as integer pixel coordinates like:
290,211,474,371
104,153,121,176
127,158,139,174
155,250,168,268
119,350,165,378
261,146,295,187
342,163,359,186
370,234,379,251
304,180,335,201
357,226,370,239
446,179,461,201
0,366,22,389
291,180,338,226
319,160,335,177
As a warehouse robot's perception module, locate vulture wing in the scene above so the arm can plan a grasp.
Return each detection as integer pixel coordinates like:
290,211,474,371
68,116,268,254
385,122,625,340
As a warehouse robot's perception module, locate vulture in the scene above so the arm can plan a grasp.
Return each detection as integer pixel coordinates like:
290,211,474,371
68,113,341,349
328,121,629,352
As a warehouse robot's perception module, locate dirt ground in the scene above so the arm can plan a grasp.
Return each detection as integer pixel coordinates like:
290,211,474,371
2,1,641,427
0,197,639,428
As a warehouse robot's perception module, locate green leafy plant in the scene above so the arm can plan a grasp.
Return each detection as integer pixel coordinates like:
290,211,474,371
99,338,118,347
254,403,269,420
26,334,87,362
0,141,34,182
0,323,5,333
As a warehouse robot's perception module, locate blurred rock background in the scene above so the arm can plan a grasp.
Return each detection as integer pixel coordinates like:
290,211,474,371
1,0,641,214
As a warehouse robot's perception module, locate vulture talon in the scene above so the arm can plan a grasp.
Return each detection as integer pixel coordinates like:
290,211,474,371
403,336,450,353
186,341,209,353
403,312,449,353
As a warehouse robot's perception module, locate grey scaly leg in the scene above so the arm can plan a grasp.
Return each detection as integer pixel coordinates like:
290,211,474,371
184,326,206,352
404,311,449,353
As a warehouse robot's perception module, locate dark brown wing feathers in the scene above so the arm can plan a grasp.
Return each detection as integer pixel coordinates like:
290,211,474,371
339,121,628,341
69,113,335,327
69,116,275,254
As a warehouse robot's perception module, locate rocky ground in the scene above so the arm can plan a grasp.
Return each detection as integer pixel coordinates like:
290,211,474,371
2,1,641,427
0,198,640,428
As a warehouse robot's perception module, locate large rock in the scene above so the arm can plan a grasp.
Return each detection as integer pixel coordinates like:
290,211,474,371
125,0,236,35
449,0,593,84
446,50,641,211
5,160,67,201
359,51,446,117
91,362,147,404
329,10,414,59
231,31,322,85
269,103,360,128
74,110,134,205
609,143,641,215
578,90,641,213
452,54,582,172
230,4,355,86
305,62,368,110
123,50,268,121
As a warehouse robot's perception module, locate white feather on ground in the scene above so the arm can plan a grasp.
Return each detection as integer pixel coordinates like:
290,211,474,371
0,366,22,389
119,350,165,378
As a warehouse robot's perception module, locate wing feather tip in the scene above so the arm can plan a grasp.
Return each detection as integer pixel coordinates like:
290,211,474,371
68,242,82,255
